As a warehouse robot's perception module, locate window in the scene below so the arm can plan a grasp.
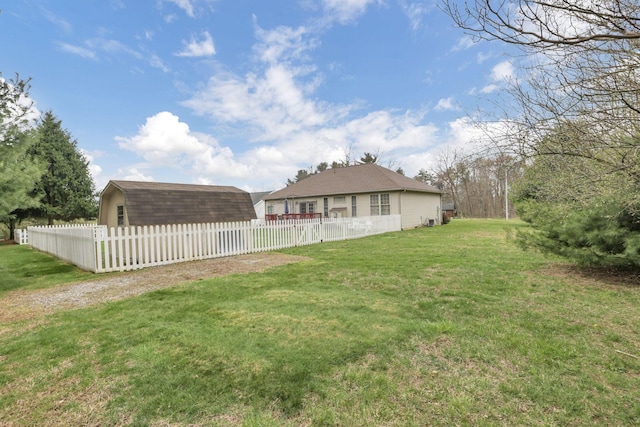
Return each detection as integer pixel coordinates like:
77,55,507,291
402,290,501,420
370,194,390,216
117,205,124,226
267,205,274,214
300,202,316,214
370,195,379,216
351,195,357,217
323,197,329,217
380,193,390,215
333,196,346,204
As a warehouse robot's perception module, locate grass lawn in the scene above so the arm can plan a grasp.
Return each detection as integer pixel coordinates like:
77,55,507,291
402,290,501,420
0,219,638,426
0,243,95,296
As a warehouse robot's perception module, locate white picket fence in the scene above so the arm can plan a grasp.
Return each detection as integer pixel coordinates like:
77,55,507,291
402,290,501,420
14,229,29,245
26,215,401,273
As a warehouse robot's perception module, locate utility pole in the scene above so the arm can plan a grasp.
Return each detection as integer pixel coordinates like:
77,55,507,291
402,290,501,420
505,168,509,221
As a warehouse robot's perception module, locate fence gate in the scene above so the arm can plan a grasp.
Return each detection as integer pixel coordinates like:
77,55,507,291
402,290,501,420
294,221,322,246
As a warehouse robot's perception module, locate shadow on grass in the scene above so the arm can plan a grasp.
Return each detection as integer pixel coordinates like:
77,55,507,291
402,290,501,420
0,245,91,294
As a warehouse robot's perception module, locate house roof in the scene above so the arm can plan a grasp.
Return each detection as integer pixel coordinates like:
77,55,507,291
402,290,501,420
250,191,272,205
102,180,256,225
264,164,441,200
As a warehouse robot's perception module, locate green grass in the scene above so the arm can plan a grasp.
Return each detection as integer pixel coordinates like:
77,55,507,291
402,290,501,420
0,244,95,295
1,219,639,426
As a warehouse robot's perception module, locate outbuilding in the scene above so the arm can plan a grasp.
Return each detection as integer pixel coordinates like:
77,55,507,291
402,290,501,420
98,180,256,228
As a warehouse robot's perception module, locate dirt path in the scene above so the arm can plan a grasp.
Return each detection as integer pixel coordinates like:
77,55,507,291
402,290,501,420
0,252,307,324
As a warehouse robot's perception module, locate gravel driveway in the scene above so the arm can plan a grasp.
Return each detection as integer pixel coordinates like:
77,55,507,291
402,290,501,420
0,252,307,324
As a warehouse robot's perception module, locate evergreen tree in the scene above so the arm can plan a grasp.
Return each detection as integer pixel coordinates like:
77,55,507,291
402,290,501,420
28,111,97,225
0,126,43,239
0,73,43,239
513,130,640,268
359,152,378,164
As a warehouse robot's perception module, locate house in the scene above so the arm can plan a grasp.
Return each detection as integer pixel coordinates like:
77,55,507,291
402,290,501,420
98,180,257,228
250,191,273,220
263,163,442,229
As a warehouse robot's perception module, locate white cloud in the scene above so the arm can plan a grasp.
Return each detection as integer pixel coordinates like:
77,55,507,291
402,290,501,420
399,1,431,32
175,31,216,57
452,35,476,51
476,51,493,64
480,84,500,94
475,60,515,94
321,0,381,24
149,54,170,72
491,60,514,82
178,13,449,188
41,8,73,34
183,63,330,142
86,37,143,59
56,42,96,59
121,167,154,182
253,21,317,64
165,0,195,17
115,112,252,181
434,97,458,111
79,149,104,189
163,0,216,18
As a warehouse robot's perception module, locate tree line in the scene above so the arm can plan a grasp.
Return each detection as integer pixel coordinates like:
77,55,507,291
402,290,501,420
0,74,97,240
415,150,522,219
287,151,405,185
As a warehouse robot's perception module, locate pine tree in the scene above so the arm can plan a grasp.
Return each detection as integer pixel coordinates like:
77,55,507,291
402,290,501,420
28,111,97,225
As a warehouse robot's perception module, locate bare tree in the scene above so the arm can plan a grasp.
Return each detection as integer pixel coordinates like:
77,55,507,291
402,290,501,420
441,0,640,201
441,0,640,265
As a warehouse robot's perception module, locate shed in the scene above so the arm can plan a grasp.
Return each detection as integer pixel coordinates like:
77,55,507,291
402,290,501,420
98,180,256,228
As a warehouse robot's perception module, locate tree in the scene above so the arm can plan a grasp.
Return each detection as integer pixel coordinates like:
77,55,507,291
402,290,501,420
513,129,640,268
359,152,378,164
0,126,43,239
441,0,640,266
0,74,43,239
28,111,97,225
287,168,312,185
288,153,388,184
1,73,33,129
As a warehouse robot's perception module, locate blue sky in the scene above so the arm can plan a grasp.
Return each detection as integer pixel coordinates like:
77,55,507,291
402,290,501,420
1,0,516,192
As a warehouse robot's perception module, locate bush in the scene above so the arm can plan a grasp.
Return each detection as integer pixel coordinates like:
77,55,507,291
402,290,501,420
515,199,640,269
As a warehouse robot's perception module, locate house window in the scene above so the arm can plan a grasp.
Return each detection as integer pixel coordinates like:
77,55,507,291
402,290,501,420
370,194,390,216
333,196,346,204
351,195,357,217
300,202,316,214
380,193,390,215
323,197,329,217
117,205,124,226
267,205,274,214
370,195,379,216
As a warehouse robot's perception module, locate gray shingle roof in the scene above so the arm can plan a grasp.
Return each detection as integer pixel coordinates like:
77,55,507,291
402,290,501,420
106,180,256,226
264,164,441,200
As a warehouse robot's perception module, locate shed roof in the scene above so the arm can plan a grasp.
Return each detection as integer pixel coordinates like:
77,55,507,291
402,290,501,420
102,180,256,226
264,163,441,200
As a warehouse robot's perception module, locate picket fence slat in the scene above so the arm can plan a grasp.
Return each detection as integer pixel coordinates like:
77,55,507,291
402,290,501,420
26,216,401,273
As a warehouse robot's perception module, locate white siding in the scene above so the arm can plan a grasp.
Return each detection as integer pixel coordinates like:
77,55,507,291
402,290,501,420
265,190,440,228
399,191,441,229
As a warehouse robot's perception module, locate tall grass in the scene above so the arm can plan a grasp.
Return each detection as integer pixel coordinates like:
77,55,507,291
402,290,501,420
0,219,638,426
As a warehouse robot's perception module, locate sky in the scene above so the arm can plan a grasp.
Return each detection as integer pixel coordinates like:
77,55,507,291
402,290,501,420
1,0,517,193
